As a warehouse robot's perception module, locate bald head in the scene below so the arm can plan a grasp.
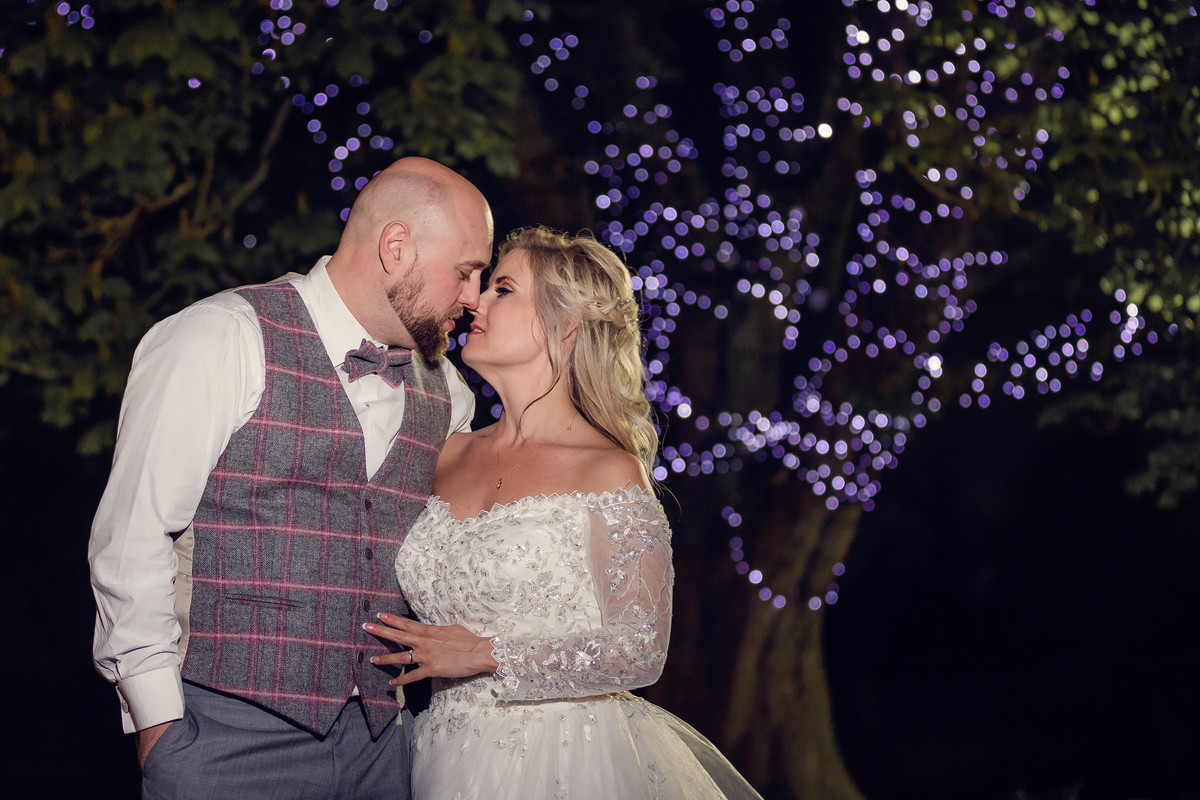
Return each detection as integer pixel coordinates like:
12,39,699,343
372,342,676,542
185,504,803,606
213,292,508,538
340,157,489,249
326,157,494,351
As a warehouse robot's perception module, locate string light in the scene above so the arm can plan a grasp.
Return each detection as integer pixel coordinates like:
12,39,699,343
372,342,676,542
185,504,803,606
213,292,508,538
515,0,1163,609
44,0,1168,609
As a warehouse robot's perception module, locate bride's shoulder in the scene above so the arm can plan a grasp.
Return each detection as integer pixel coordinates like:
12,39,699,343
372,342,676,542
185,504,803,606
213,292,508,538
443,425,494,452
571,442,649,498
435,427,491,475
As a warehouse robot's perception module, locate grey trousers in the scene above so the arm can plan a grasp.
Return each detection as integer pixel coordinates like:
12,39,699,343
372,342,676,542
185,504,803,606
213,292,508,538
141,682,412,800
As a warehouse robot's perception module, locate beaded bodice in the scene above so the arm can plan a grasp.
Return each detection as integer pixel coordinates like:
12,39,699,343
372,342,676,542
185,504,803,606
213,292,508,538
395,489,674,727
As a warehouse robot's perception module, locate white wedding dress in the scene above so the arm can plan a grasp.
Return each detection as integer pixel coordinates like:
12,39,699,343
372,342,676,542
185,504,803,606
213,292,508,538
395,487,761,799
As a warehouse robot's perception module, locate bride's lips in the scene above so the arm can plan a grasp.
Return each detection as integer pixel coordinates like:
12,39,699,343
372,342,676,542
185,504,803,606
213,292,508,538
468,323,484,335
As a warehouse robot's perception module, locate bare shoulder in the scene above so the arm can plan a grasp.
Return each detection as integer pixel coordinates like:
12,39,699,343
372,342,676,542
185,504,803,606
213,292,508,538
572,442,649,496
438,430,473,462
434,428,489,481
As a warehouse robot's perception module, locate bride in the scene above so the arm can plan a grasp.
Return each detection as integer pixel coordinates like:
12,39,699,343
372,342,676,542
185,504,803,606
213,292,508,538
365,225,761,799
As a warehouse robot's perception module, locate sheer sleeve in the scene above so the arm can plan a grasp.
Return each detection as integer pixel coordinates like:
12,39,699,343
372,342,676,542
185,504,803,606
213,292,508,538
489,490,674,702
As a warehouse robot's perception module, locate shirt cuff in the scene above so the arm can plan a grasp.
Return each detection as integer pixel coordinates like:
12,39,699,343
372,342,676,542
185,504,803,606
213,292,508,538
116,667,185,734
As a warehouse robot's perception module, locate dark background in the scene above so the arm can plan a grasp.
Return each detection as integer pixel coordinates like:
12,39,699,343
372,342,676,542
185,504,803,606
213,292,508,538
2,2,1198,798
5,374,1197,799
827,395,1200,800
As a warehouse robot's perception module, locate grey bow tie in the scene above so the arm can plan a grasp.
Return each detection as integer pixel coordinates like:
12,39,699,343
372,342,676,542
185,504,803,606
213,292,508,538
341,339,412,388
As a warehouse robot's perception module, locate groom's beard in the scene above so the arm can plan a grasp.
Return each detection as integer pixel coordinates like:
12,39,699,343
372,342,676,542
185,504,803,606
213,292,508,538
387,276,453,361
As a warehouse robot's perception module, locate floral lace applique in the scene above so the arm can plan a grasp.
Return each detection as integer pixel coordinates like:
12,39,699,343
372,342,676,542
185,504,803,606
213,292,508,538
397,490,761,799
396,489,673,712
488,490,673,702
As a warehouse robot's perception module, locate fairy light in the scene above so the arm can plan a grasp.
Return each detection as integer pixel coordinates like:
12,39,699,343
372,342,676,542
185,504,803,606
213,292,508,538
40,0,1171,608
51,1,95,29
511,0,1173,608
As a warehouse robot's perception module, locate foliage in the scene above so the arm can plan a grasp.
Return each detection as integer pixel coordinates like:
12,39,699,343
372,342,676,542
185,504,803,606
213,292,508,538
0,0,528,451
1037,0,1200,324
1,0,1196,793
507,0,1200,792
1022,0,1200,508
856,0,1200,509
879,0,1200,327
1041,331,1200,509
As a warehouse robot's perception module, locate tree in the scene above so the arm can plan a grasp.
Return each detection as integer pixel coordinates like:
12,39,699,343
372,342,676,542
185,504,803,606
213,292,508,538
0,0,528,452
4,0,1197,796
512,0,1199,796
879,0,1200,512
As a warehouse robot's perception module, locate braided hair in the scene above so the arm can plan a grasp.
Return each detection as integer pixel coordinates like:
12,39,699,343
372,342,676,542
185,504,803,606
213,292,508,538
499,225,658,480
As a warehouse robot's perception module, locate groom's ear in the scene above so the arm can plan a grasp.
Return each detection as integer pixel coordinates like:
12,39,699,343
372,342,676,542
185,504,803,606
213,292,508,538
378,220,412,275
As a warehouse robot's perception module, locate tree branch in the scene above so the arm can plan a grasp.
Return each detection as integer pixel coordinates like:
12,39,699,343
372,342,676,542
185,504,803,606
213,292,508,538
227,97,292,216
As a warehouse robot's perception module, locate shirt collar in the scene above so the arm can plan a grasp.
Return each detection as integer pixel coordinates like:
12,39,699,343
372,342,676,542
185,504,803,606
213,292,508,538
295,256,385,368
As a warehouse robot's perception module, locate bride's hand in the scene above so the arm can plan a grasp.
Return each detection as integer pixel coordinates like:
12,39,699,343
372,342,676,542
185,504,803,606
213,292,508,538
364,612,500,686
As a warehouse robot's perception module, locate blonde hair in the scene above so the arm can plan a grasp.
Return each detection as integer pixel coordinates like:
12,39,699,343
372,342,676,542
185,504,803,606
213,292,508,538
500,225,659,480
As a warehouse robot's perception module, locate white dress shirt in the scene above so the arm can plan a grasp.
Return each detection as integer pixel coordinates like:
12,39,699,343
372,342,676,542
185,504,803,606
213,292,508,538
88,258,474,733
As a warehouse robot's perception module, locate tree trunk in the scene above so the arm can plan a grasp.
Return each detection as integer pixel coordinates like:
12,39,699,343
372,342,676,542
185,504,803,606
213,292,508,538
724,484,866,800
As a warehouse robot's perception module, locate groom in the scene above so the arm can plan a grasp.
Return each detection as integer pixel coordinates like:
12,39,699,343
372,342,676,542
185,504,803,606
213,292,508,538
88,157,492,798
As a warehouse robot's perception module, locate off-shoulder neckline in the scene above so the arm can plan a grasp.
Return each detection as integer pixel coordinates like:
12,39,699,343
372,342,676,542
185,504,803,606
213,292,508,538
428,485,656,525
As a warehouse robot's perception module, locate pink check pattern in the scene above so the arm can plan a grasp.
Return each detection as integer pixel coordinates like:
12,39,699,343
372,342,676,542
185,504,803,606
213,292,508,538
182,283,450,736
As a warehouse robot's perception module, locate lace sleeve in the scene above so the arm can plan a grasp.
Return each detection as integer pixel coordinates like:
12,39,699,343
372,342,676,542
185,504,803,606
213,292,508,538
489,490,674,702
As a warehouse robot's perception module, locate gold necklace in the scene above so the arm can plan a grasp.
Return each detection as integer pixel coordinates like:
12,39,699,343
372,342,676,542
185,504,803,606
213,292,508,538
494,421,575,490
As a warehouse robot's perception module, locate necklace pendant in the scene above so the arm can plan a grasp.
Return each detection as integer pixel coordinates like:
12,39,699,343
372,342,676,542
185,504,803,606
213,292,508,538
495,477,503,489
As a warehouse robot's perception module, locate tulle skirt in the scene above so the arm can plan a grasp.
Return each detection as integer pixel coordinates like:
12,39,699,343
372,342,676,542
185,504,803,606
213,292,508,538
410,691,761,799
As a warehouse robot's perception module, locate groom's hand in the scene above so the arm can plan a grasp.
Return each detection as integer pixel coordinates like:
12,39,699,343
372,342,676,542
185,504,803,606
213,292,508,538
136,720,174,770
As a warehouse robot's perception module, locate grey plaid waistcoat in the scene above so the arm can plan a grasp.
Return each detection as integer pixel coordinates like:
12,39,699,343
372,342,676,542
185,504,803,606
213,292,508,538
181,282,450,737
